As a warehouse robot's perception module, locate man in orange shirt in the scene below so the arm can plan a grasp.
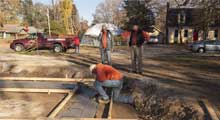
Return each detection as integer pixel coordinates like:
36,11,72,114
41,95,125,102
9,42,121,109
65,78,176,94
90,64,123,104
98,25,114,65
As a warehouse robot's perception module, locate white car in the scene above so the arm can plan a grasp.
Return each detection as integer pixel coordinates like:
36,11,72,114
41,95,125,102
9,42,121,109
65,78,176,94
148,36,159,44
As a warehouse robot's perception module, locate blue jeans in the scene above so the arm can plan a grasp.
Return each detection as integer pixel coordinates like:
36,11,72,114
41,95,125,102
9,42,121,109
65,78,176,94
75,46,79,54
94,80,122,101
100,49,112,65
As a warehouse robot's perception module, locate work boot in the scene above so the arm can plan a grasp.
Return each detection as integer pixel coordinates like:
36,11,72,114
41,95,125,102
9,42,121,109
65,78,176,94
98,97,110,104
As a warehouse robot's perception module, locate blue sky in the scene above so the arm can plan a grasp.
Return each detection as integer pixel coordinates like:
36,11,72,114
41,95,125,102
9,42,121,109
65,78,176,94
33,0,103,24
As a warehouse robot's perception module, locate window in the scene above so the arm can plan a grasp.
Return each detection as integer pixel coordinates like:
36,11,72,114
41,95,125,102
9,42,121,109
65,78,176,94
214,29,218,38
178,12,186,24
174,30,178,38
150,36,157,39
205,40,216,45
27,33,38,39
184,30,188,37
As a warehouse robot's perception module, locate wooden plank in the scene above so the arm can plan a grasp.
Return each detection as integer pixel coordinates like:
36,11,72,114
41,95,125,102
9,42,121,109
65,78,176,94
48,87,78,118
108,98,113,119
212,103,220,119
61,118,137,120
37,118,138,120
0,77,94,83
202,99,219,120
0,118,137,120
0,88,72,93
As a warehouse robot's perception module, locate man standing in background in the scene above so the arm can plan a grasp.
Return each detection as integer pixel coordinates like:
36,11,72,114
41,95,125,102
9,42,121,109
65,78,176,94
98,25,114,65
74,37,80,54
129,24,145,74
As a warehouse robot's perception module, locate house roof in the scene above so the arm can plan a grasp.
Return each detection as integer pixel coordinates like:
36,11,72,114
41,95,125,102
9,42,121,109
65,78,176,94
0,24,40,34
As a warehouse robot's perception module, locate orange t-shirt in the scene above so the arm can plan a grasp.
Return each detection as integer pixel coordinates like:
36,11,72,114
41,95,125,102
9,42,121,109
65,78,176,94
102,32,107,48
96,64,123,82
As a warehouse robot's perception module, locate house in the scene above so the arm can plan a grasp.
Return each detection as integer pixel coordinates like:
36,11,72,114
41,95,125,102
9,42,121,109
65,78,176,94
0,24,40,40
166,3,220,44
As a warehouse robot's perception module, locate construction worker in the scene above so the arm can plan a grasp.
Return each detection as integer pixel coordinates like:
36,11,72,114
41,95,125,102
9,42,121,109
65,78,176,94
98,25,114,65
90,64,123,104
129,24,145,74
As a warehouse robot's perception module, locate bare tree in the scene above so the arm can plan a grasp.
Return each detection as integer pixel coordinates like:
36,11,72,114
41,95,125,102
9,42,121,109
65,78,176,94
92,0,126,26
192,0,220,39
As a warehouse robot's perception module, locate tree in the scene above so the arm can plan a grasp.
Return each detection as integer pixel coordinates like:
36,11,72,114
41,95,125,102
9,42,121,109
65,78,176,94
59,0,73,34
123,0,155,31
49,20,66,34
31,3,48,29
71,4,80,35
21,0,34,26
92,0,126,27
0,0,21,24
192,0,220,39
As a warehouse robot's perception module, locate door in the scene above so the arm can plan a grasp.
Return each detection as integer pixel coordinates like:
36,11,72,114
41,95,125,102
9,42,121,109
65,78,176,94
26,33,38,49
37,34,46,49
205,41,217,51
193,31,198,42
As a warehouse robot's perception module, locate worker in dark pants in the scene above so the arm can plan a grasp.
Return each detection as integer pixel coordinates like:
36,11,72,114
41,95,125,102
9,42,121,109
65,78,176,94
98,25,114,65
129,25,145,74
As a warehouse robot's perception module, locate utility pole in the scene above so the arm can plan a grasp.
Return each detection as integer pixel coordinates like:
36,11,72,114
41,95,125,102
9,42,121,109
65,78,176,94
166,2,170,44
47,8,51,37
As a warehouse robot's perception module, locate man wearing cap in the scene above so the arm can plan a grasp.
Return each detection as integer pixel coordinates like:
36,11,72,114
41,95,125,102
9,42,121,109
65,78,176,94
98,25,114,65
90,64,123,104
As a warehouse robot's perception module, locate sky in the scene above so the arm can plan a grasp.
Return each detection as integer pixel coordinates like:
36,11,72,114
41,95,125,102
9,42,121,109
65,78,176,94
33,0,103,24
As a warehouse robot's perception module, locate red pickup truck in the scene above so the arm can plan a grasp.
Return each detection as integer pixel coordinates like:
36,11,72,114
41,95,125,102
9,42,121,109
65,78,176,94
10,33,79,53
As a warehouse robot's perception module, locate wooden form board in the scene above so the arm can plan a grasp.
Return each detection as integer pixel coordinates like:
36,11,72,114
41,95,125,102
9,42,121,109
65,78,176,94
108,98,113,119
202,99,219,120
0,117,137,120
37,118,138,120
0,88,72,93
0,77,94,83
48,86,78,118
0,87,77,119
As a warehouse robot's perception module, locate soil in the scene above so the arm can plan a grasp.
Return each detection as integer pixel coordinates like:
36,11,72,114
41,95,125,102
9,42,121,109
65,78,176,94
0,42,220,119
112,102,138,119
0,92,65,119
0,53,91,78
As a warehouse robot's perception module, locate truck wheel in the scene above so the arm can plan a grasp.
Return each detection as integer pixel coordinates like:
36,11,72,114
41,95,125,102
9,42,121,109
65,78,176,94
198,48,205,53
53,44,63,53
14,44,24,52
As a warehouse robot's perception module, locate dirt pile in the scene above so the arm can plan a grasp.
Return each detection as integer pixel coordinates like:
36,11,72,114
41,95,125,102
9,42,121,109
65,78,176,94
124,78,205,120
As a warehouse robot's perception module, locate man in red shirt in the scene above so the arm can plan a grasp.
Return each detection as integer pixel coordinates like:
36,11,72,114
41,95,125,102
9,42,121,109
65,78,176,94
90,64,123,104
74,37,80,54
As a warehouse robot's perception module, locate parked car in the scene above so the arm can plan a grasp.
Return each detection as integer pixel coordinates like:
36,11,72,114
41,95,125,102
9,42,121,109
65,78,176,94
148,36,158,44
189,40,220,53
10,33,79,53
